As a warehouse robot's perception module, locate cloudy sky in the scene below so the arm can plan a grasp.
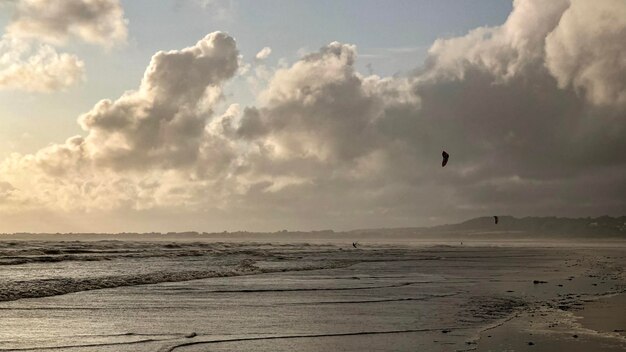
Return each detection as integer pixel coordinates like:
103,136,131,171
0,0,624,233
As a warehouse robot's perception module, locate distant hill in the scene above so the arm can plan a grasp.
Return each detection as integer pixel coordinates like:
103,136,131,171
352,216,626,238
3,216,626,240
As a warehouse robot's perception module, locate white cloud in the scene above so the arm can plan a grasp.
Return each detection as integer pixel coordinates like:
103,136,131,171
0,0,128,93
545,0,626,107
423,0,626,108
255,47,272,60
78,31,239,171
1,0,626,230
0,32,240,211
424,0,569,82
0,35,85,92
6,0,128,48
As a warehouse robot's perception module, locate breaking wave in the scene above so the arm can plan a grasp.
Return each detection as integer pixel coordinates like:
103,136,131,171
0,241,353,302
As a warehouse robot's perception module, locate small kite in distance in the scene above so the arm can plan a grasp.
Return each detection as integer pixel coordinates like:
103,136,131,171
442,151,449,167
352,242,358,249
494,216,499,225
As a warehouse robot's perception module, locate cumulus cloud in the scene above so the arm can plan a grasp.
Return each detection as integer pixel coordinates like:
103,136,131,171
1,0,625,231
238,42,416,166
0,32,239,211
255,47,272,60
0,36,85,92
6,0,128,47
78,31,238,170
545,0,626,107
0,0,128,93
424,0,625,108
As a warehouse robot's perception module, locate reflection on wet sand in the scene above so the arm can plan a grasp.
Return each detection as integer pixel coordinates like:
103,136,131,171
0,240,624,351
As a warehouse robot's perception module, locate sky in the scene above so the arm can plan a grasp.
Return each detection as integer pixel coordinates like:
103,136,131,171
0,0,624,233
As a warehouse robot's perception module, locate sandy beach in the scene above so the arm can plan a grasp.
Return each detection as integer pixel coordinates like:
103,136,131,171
0,239,623,351
475,295,626,352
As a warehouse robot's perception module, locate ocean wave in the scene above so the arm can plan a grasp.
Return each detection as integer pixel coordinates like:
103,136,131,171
0,241,284,266
0,259,352,302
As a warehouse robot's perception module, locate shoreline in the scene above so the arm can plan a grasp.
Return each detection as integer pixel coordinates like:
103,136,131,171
1,241,624,351
475,292,626,351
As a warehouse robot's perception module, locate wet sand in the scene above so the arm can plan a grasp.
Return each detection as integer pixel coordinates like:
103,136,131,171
0,240,624,351
475,250,626,352
475,294,626,351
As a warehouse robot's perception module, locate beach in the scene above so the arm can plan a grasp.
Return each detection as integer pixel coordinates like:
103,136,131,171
0,239,624,351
